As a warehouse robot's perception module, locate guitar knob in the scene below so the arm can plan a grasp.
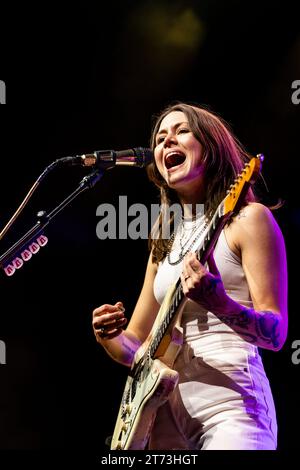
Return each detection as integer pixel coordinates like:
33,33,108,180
125,405,132,415
121,423,128,432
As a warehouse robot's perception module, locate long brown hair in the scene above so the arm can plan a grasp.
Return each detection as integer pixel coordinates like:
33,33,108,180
147,102,256,264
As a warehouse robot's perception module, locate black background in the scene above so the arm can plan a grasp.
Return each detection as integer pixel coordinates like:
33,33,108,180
0,0,299,462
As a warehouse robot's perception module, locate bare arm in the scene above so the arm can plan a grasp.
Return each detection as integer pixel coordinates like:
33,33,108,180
92,252,161,366
182,203,288,351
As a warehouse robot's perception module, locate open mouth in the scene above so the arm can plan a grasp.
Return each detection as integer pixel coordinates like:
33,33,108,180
165,152,186,170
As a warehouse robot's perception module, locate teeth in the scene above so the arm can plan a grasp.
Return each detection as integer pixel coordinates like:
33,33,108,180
166,151,184,158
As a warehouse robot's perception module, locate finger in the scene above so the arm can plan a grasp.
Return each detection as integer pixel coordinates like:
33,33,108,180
101,328,125,340
207,251,220,276
181,253,196,287
182,253,189,274
93,311,126,330
115,301,125,311
93,303,125,317
99,317,127,332
181,262,190,281
94,317,127,337
188,252,204,275
92,305,114,317
181,252,193,281
105,317,127,330
181,271,190,284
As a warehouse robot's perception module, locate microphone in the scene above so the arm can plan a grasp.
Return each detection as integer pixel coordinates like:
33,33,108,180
58,147,153,170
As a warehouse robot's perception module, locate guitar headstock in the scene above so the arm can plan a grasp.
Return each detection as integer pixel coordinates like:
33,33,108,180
1,234,48,277
223,154,263,216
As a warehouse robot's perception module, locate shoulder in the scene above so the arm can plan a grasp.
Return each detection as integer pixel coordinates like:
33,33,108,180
234,202,278,232
235,202,275,226
225,202,283,255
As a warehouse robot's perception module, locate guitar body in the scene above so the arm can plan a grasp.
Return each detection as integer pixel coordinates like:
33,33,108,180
111,281,185,450
111,358,179,450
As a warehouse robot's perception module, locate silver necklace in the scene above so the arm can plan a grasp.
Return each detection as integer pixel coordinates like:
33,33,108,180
167,217,208,265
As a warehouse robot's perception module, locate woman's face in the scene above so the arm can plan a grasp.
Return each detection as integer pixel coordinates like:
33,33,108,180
154,111,205,193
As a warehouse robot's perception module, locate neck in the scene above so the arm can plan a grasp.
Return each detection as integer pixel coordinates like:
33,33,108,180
181,203,204,220
177,186,206,220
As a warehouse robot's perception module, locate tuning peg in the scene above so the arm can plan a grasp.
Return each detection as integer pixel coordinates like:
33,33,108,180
2,234,49,277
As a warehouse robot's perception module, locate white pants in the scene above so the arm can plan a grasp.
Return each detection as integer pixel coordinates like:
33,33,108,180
148,342,277,450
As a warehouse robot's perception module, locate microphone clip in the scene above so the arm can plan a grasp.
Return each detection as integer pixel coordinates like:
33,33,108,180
58,151,113,169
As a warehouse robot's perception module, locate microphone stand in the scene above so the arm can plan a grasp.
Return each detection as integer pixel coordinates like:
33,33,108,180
0,169,104,276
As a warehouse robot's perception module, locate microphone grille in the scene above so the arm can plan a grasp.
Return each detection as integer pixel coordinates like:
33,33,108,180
133,147,153,167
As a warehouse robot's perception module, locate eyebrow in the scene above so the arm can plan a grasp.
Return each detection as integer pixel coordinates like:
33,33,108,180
156,121,189,136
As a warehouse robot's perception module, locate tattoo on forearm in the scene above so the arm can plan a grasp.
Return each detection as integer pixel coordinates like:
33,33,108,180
218,310,251,329
205,278,221,295
218,308,280,349
256,311,280,349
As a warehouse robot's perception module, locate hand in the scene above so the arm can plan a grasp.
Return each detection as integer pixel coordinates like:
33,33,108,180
181,251,231,315
92,301,127,341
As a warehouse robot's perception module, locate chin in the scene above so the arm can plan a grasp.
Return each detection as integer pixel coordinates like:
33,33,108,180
166,178,187,190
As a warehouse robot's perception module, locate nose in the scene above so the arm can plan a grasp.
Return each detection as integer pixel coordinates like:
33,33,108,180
163,130,177,148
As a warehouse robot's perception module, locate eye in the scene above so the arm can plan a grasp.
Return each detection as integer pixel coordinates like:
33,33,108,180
177,127,190,134
156,135,165,144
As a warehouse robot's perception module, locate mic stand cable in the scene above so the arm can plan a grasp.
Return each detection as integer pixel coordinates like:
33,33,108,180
0,159,68,242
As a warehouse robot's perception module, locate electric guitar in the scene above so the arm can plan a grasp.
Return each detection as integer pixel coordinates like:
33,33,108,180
111,154,263,450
